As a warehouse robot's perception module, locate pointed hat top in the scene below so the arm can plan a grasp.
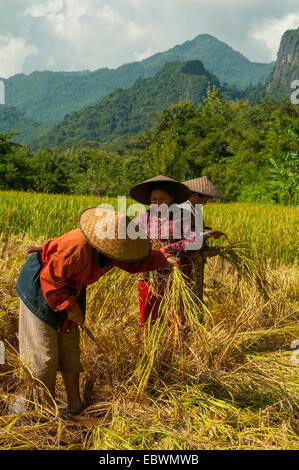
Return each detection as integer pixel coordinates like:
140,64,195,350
183,176,225,199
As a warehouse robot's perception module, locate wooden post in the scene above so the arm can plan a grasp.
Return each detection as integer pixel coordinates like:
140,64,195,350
192,252,205,303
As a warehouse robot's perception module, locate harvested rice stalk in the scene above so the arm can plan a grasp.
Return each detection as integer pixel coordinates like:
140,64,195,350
207,238,270,296
129,238,272,404
130,266,214,405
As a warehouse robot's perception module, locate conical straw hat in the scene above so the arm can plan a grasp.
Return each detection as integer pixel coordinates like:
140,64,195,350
183,176,225,199
130,175,191,205
79,207,151,262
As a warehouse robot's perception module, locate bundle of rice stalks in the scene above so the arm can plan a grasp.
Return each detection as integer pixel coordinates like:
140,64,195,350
207,237,270,297
128,267,216,405
125,235,290,405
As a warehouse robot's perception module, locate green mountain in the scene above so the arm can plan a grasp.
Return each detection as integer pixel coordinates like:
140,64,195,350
3,33,274,125
140,34,274,87
31,60,222,149
266,28,299,99
0,106,46,143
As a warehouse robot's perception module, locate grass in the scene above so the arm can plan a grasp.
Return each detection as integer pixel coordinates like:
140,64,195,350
204,202,299,266
0,190,298,264
0,190,298,450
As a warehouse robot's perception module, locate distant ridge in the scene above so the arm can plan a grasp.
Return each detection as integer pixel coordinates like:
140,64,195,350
31,60,221,149
3,33,274,125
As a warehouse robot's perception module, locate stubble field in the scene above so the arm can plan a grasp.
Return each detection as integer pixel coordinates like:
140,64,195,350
0,190,298,450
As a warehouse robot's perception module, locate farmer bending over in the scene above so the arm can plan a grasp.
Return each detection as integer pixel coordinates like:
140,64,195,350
16,208,179,416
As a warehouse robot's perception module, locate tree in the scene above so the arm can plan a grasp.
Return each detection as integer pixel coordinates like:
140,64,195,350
146,132,187,180
0,132,20,156
268,126,299,204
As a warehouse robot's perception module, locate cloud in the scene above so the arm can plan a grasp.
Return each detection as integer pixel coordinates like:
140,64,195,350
0,36,38,78
0,0,298,78
252,12,299,60
25,0,64,18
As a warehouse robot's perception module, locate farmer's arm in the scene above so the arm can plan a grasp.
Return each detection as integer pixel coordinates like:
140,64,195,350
115,249,176,274
164,212,201,254
165,211,225,255
168,231,224,253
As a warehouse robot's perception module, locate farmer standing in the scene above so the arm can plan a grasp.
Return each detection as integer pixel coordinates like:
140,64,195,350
181,176,225,242
16,208,179,415
130,175,200,328
181,176,226,299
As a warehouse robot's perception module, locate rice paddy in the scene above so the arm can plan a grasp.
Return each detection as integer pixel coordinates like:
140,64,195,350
0,190,298,450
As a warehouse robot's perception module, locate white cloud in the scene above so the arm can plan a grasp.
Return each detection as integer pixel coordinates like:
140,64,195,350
0,0,299,78
252,12,299,60
0,36,38,78
25,0,63,18
125,22,146,41
100,5,119,24
134,47,155,62
47,56,56,67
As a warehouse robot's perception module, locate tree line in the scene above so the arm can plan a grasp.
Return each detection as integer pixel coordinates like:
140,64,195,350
1,88,298,205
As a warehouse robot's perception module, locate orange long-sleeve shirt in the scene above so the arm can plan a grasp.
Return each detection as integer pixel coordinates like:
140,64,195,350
40,229,169,313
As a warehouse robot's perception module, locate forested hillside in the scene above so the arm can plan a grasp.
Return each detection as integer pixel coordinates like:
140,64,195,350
2,33,274,125
0,106,46,143
31,60,223,149
266,28,299,99
1,89,298,206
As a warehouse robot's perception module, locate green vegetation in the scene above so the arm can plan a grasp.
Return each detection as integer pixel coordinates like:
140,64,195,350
140,34,274,89
1,87,298,206
31,61,222,149
145,90,299,205
0,106,46,143
3,33,274,125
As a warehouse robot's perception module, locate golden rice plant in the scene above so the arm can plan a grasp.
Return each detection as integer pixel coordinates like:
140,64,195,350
0,195,298,450
0,190,298,264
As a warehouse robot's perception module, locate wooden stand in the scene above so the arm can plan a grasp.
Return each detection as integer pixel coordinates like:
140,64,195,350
192,252,205,303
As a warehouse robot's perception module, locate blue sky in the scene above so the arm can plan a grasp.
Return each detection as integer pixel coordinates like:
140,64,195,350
0,0,298,78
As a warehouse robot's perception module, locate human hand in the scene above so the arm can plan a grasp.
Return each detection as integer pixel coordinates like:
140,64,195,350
207,230,225,239
27,244,43,254
166,256,181,269
67,304,84,326
203,249,219,258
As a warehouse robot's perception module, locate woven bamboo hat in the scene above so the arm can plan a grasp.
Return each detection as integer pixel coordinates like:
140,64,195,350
183,176,225,199
130,175,191,205
79,207,151,262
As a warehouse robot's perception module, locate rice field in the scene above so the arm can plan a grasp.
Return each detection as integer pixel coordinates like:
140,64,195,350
0,191,297,265
0,190,298,450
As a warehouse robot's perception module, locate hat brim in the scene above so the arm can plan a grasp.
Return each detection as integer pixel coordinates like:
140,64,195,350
79,207,151,262
130,177,191,205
